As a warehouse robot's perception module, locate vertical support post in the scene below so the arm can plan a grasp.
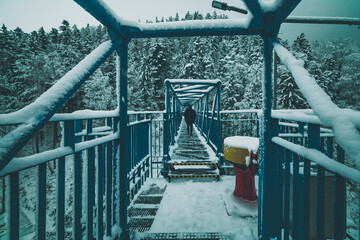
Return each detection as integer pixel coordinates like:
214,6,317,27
271,119,282,239
334,146,346,240
163,80,171,177
172,94,176,144
205,94,209,135
260,37,273,239
273,50,278,110
306,124,320,239
216,82,222,156
9,172,19,240
97,144,104,240
106,140,113,236
73,120,82,240
36,162,46,239
117,40,129,240
57,156,66,240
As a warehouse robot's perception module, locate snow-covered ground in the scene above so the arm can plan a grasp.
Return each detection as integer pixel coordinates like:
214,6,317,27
145,176,258,239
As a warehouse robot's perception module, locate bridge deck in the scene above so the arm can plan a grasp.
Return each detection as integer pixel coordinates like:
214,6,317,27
130,177,258,239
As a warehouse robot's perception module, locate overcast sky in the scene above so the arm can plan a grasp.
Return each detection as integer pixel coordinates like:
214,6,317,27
0,0,359,42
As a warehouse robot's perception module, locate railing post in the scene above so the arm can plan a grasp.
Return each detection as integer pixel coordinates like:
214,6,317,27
163,80,171,177
9,172,19,240
259,36,273,239
216,81,222,156
334,146,346,239
117,40,130,240
171,94,176,145
205,94,209,135
306,123,320,239
73,120,82,240
57,154,66,240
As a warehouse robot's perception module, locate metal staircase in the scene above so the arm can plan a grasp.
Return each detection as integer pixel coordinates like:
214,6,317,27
167,121,220,182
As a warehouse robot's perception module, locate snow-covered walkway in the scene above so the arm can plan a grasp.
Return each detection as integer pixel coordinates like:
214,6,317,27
134,177,258,240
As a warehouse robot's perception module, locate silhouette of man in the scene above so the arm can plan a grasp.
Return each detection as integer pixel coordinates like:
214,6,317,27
183,105,196,135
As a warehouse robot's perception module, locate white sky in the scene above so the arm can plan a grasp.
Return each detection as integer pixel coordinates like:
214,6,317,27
0,0,359,42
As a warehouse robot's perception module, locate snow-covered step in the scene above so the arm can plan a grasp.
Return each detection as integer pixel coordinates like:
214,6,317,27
171,165,217,172
168,169,220,182
137,232,231,240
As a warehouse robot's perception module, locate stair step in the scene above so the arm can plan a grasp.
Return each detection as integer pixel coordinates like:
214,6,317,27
168,169,220,181
129,218,154,234
169,161,218,166
171,152,209,160
128,207,158,218
171,165,217,172
135,196,163,205
139,232,230,240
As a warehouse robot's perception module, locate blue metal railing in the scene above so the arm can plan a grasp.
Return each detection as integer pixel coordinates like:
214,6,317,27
0,110,157,239
259,113,360,240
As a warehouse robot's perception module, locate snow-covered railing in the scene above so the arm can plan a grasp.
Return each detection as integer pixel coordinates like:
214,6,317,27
263,42,360,240
0,40,122,172
220,110,260,142
0,111,156,239
274,42,360,170
267,116,359,240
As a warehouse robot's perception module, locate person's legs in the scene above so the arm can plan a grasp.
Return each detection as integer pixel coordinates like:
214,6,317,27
187,123,190,134
190,123,193,135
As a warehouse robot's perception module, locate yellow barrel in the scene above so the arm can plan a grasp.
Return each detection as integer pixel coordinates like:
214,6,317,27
224,136,259,165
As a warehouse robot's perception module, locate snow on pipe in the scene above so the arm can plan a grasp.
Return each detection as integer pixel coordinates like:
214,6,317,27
273,42,360,170
272,137,360,183
0,39,123,171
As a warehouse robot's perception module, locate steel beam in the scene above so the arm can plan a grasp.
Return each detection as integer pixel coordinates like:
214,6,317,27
117,40,130,240
260,37,273,239
74,0,135,39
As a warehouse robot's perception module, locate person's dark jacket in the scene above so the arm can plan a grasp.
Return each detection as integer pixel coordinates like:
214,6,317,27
184,107,196,124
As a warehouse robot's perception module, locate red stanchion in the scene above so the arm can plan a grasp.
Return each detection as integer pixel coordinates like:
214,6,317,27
233,153,258,201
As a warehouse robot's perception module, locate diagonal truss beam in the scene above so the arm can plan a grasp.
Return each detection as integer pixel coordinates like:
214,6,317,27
74,0,140,39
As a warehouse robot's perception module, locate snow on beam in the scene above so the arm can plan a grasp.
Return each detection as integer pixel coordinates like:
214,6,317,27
173,85,210,92
177,93,205,98
165,79,221,85
274,42,360,169
272,137,360,184
175,87,214,94
284,16,360,26
74,0,141,39
129,18,260,38
0,40,122,171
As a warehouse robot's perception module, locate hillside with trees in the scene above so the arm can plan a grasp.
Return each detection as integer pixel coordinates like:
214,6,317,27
1,12,359,114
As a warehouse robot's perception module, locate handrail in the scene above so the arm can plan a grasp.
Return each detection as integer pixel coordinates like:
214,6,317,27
0,40,122,171
0,133,119,176
272,136,360,183
274,42,360,169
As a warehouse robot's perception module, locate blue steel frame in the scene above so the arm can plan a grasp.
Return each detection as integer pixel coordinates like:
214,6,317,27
162,79,221,176
1,0,359,239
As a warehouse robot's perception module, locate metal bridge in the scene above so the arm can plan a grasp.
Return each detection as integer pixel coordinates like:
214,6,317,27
0,0,360,239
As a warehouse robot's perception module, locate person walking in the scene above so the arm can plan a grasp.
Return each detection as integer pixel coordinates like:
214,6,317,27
183,105,196,135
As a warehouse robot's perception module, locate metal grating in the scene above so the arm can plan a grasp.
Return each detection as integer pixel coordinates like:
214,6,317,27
128,218,154,234
128,207,158,217
135,196,163,204
139,232,231,240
